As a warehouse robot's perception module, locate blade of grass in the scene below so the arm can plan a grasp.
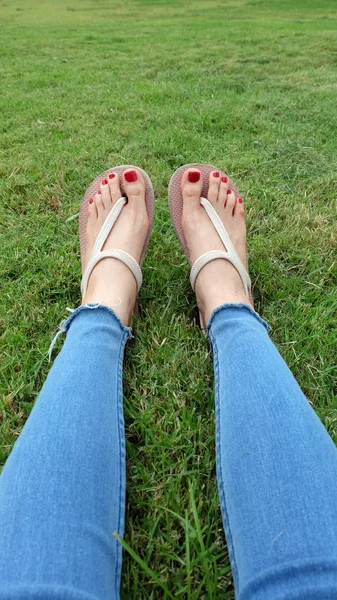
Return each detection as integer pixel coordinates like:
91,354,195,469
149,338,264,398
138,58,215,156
114,532,175,600
189,482,213,598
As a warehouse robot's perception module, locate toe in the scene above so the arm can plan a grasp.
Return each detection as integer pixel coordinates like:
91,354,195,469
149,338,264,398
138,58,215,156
108,172,123,204
94,190,105,222
225,189,236,214
87,197,97,219
218,175,229,206
123,169,145,205
100,178,111,209
207,170,221,205
181,169,203,210
234,196,245,217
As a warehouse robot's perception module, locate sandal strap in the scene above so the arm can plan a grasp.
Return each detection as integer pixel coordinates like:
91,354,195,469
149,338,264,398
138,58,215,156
190,197,251,295
81,196,142,297
81,249,142,297
90,196,127,257
191,250,249,295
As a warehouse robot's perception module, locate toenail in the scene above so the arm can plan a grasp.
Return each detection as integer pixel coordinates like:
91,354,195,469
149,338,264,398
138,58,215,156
102,179,108,185
238,198,243,204
227,189,232,194
89,198,94,204
188,171,200,183
222,176,228,183
124,170,137,182
97,190,101,194
213,171,220,178
109,173,115,179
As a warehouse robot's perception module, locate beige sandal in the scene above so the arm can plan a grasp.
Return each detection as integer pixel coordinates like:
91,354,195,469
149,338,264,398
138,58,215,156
79,165,155,301
168,163,252,329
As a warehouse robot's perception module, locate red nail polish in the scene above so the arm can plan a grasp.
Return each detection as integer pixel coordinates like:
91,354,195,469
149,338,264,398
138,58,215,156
124,170,137,182
97,190,101,194
109,173,115,179
89,198,94,204
238,198,243,204
227,189,231,194
222,176,228,183
213,171,220,178
102,179,108,185
188,171,200,183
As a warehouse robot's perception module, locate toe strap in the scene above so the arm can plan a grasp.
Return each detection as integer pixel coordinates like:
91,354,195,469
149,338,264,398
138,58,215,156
81,195,143,299
81,249,143,298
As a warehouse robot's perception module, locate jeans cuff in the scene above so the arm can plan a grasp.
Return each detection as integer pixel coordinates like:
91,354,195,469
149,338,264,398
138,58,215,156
206,302,269,334
63,303,132,336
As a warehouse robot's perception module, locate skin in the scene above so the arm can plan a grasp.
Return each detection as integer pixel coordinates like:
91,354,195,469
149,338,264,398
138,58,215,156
82,167,251,327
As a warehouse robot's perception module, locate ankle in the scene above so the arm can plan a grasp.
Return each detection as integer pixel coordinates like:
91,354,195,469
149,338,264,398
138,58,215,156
82,260,137,326
200,290,249,326
82,291,134,326
195,263,250,326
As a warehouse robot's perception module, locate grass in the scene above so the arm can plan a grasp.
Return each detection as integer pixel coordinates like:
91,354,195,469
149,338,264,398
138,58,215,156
0,0,336,596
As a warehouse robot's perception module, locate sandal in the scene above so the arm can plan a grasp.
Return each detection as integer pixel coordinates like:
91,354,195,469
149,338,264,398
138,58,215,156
79,164,155,302
168,163,252,329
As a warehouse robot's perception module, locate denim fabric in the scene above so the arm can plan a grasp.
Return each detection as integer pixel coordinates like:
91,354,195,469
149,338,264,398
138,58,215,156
0,303,337,600
0,305,131,600
208,303,337,600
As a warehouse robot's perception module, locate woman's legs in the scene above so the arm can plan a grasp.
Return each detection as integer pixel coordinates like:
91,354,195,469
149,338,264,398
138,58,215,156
0,168,150,599
181,168,337,599
209,304,337,599
0,306,130,600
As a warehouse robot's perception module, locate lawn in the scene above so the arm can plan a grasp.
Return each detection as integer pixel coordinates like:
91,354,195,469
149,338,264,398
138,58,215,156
0,0,336,597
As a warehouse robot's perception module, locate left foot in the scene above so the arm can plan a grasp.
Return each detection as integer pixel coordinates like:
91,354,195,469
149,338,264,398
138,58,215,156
82,169,149,326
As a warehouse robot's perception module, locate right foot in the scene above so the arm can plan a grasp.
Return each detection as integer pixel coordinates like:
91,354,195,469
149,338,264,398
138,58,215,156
181,168,253,326
82,169,149,326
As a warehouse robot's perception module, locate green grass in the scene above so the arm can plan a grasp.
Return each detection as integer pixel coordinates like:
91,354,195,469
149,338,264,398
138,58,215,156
1,0,337,597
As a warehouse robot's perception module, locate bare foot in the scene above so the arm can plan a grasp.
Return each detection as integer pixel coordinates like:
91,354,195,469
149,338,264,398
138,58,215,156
181,168,252,326
82,169,149,326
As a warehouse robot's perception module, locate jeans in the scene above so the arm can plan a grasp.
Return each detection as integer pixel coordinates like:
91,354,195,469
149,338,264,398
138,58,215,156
0,303,336,599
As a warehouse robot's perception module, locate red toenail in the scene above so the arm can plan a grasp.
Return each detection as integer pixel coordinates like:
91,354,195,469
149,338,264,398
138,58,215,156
97,190,101,194
102,179,108,185
188,171,200,183
89,198,94,204
213,171,220,178
222,176,228,183
109,173,115,179
238,198,243,204
227,189,231,194
124,170,137,182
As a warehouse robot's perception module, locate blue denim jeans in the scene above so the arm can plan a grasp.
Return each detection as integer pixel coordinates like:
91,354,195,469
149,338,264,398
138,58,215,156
0,303,336,599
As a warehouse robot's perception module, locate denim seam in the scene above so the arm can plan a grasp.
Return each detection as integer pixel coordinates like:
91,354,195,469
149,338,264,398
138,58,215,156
63,301,130,597
114,329,129,597
209,327,240,591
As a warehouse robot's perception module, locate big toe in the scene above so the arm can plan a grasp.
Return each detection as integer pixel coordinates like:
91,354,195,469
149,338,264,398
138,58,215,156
123,169,145,205
181,169,203,210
